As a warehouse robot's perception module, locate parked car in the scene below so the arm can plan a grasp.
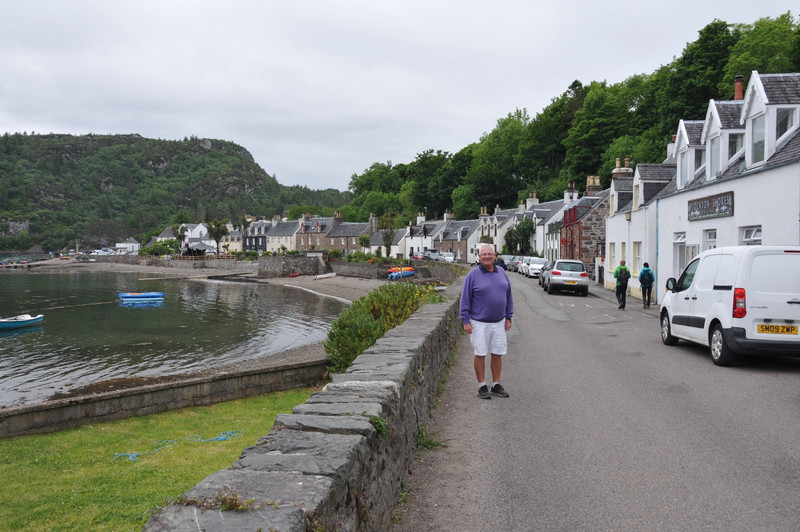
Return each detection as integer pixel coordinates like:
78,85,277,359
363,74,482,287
539,261,553,287
519,256,535,276
525,257,549,278
441,252,455,263
422,250,444,261
541,259,589,296
660,246,800,366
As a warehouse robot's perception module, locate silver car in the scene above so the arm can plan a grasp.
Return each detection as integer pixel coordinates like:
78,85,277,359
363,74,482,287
525,257,548,278
542,259,589,296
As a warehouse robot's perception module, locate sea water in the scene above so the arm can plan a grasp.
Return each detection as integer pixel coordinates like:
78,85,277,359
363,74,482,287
0,271,347,407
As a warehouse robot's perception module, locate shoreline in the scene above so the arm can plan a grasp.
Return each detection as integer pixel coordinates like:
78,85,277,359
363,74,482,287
17,259,388,402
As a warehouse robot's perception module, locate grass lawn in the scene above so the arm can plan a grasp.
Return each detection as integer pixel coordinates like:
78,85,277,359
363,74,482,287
0,388,312,531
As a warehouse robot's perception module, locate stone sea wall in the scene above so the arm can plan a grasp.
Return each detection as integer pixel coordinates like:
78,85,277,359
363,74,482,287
144,280,464,531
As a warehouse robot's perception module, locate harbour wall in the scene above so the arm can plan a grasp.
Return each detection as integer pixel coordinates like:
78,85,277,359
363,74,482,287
0,360,328,440
144,280,464,531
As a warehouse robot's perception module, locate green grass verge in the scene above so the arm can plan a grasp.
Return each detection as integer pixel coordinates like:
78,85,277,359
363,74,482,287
0,388,312,531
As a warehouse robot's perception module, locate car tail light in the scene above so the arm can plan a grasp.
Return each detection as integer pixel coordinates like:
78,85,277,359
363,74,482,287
552,270,561,276
732,288,746,318
580,272,588,277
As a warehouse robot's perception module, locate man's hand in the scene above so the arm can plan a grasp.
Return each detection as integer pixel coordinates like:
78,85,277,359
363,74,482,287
463,323,472,334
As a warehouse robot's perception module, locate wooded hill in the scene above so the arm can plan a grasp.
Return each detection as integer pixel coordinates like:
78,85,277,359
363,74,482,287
0,133,350,251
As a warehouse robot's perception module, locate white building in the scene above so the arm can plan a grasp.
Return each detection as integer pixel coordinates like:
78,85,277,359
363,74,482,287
606,71,800,305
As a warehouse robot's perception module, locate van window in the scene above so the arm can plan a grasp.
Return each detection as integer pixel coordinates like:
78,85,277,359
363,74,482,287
675,258,699,292
694,255,720,289
749,254,800,293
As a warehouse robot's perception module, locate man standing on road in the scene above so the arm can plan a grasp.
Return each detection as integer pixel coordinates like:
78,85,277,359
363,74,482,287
614,259,631,310
460,244,513,399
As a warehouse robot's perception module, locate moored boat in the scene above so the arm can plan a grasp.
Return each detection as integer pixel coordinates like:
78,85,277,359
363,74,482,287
0,314,44,330
118,291,165,302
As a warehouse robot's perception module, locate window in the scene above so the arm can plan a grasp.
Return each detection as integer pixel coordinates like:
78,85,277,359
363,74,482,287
751,114,765,164
633,241,641,272
609,243,615,272
673,233,686,273
694,147,705,171
777,108,794,139
678,149,688,188
703,229,717,250
633,184,640,210
741,225,762,245
729,133,743,156
709,136,720,178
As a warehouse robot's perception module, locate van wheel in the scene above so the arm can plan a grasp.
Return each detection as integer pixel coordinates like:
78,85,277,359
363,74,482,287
660,312,679,346
710,324,738,366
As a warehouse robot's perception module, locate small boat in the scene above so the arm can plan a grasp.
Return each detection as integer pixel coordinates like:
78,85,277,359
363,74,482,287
387,266,414,273
118,291,165,302
314,272,337,280
388,269,415,280
288,272,302,278
0,314,44,330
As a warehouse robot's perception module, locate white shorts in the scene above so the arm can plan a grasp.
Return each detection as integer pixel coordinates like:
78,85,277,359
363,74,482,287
469,320,507,357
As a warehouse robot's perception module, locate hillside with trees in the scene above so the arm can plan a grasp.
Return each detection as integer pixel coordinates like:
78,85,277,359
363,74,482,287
343,13,799,223
0,134,350,251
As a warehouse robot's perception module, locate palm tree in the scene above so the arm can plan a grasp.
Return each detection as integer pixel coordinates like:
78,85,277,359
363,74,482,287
234,213,252,254
206,219,229,255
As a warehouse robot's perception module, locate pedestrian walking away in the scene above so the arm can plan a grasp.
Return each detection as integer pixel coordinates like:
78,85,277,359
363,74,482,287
614,259,631,310
639,261,654,309
460,244,513,399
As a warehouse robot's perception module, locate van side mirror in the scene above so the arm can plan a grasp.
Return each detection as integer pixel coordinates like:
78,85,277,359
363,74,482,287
665,277,677,292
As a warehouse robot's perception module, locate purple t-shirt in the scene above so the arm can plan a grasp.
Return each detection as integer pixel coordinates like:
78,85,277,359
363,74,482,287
460,264,513,324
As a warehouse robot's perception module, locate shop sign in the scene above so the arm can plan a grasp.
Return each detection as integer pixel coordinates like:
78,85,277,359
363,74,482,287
688,191,734,221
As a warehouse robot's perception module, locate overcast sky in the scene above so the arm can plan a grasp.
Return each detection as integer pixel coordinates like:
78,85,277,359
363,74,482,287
0,1,794,192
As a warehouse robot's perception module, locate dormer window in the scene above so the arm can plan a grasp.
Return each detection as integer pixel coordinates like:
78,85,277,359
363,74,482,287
776,108,795,140
751,114,765,164
728,133,743,157
709,135,720,178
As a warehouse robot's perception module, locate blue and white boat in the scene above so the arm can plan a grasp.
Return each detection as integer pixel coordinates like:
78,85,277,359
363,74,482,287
0,313,44,330
118,291,165,302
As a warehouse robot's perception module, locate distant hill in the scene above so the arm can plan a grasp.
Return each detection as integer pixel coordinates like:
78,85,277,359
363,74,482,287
0,133,351,251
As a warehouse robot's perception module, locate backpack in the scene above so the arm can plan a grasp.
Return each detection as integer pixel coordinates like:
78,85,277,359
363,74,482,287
618,267,630,284
640,270,653,285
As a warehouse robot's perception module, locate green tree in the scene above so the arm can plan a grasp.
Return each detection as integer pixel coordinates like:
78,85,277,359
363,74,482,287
206,219,229,255
358,234,371,252
377,211,397,258
719,13,799,96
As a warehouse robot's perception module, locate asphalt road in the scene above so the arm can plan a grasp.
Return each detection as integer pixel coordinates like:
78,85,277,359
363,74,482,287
393,273,800,531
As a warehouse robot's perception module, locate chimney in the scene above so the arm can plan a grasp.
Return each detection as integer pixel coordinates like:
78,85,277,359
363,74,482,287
416,212,426,225
611,158,634,179
526,191,539,209
586,175,603,196
734,75,744,100
564,181,578,204
369,213,377,233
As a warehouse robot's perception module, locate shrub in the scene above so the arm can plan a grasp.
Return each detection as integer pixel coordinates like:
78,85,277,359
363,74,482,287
327,249,343,259
324,282,441,372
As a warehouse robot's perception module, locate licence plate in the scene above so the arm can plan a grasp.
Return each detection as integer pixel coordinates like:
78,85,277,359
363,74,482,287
565,280,577,285
757,324,798,335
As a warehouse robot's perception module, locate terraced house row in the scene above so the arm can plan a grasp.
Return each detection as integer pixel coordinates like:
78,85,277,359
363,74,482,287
157,71,799,306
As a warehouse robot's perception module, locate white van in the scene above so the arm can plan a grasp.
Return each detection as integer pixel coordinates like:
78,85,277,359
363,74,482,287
660,246,800,366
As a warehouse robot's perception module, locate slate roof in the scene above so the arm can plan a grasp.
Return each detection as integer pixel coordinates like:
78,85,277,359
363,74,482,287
761,73,800,104
684,120,705,145
267,220,300,237
439,219,480,241
327,222,370,238
715,101,744,129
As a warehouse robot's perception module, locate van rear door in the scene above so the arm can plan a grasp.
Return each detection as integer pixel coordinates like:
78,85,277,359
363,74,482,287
742,250,800,344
